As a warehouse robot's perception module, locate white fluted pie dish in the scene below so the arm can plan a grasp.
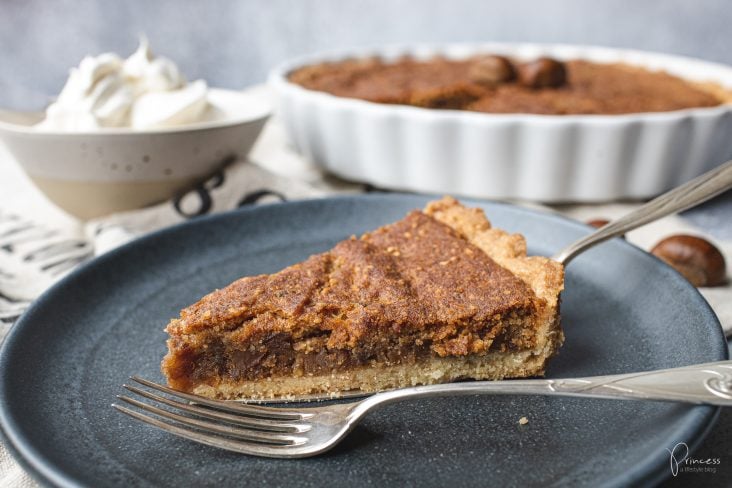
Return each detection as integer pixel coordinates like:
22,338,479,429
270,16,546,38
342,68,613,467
270,43,732,202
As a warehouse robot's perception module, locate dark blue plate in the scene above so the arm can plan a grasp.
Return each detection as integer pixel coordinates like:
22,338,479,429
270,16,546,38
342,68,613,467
0,194,727,487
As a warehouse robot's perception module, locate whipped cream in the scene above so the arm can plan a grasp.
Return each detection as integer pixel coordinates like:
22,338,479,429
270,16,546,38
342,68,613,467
36,38,209,130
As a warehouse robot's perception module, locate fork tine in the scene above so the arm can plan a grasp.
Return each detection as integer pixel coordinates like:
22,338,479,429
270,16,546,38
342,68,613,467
122,385,308,433
112,404,309,458
130,376,311,419
116,395,306,445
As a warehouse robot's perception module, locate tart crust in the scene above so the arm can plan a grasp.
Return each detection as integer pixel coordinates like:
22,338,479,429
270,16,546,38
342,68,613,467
162,197,564,399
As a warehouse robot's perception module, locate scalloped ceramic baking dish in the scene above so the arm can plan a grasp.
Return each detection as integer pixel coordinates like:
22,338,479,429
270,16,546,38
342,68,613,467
270,43,732,202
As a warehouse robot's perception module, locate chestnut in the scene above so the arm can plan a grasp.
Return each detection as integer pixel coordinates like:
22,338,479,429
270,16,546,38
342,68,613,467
468,55,516,86
586,218,611,229
651,235,727,287
586,218,626,239
517,57,567,89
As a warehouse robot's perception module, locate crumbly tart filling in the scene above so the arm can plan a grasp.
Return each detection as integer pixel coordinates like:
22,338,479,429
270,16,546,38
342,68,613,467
162,197,564,399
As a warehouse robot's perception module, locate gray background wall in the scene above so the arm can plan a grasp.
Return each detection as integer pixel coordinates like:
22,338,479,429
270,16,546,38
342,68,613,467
2,0,732,110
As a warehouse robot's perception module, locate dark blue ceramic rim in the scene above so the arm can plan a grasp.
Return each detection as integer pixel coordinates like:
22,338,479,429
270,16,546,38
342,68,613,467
0,194,727,487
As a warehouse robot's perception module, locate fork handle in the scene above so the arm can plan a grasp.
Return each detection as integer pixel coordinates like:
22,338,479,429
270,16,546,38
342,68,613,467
361,361,732,410
553,159,732,265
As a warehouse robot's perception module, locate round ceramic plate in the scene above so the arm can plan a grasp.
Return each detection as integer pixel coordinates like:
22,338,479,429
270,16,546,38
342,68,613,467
0,194,727,487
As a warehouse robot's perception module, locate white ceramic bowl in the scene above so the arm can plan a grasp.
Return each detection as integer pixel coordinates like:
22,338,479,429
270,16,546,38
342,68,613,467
270,43,732,202
0,89,270,219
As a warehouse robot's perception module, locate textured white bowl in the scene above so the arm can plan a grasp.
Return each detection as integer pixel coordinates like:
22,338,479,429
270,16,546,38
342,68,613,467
270,43,732,202
0,89,270,219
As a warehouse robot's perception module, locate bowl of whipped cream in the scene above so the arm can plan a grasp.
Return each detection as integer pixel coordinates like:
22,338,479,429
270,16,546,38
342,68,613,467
0,39,270,219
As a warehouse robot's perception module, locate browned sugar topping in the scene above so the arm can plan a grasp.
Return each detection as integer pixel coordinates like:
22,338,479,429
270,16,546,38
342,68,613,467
289,57,723,115
169,211,535,345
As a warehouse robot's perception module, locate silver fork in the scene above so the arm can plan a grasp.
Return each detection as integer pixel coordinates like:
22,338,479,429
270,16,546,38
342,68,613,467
553,158,732,264
113,361,732,458
114,159,732,457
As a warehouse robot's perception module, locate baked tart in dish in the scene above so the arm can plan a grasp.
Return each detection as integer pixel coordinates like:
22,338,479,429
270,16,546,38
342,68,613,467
162,197,564,399
288,55,728,115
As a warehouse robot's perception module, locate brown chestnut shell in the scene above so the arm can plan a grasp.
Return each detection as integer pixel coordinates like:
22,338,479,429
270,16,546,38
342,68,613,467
651,234,726,287
517,57,567,89
586,218,611,229
468,55,516,86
